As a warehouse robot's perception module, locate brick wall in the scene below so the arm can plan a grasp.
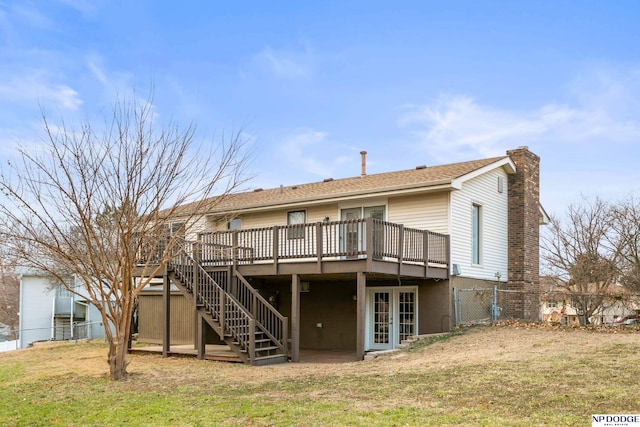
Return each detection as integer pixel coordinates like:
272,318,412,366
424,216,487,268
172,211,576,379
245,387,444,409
505,146,541,320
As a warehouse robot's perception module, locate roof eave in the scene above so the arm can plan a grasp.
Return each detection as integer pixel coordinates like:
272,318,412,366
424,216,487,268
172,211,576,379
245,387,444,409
450,157,516,189
207,179,455,215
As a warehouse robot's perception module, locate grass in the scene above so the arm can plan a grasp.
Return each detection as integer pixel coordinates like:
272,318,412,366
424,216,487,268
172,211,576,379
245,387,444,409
1,325,639,426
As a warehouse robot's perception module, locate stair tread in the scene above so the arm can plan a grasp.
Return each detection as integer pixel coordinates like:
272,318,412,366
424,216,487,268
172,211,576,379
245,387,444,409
255,346,279,352
254,353,287,360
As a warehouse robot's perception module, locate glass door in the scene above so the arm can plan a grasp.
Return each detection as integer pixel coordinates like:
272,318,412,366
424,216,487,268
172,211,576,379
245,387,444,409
366,287,417,351
364,206,385,259
340,208,362,257
340,206,385,258
371,290,393,350
398,291,416,342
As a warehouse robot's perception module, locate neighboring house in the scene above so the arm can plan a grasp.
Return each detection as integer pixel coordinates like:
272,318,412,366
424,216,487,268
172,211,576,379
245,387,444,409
539,278,640,326
16,268,105,349
138,146,544,365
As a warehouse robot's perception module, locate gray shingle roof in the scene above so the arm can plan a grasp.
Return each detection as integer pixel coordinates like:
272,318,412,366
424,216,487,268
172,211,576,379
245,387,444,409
189,155,508,214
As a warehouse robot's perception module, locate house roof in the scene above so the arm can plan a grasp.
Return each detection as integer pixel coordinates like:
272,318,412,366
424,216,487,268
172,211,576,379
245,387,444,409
183,155,515,216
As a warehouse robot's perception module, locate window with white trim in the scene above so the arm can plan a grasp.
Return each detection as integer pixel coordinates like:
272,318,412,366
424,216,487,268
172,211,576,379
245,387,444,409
169,221,185,239
227,218,241,230
287,210,306,239
471,203,482,265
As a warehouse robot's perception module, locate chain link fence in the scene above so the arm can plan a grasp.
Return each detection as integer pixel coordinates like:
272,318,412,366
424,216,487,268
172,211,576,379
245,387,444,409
454,286,640,327
0,321,104,353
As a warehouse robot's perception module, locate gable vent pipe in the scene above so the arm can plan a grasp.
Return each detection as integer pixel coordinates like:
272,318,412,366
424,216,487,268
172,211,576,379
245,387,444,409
360,151,367,177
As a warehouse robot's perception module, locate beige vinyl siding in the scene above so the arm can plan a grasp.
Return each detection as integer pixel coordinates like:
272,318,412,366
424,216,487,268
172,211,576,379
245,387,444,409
450,168,509,281
387,192,449,234
238,210,285,229
210,204,340,230
185,217,207,240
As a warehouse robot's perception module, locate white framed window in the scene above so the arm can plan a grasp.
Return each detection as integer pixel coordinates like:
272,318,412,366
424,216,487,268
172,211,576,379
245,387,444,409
169,221,185,238
471,203,482,265
227,218,241,230
56,286,72,298
287,210,306,239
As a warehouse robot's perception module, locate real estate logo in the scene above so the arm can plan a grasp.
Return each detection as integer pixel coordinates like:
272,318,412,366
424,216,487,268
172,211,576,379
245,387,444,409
592,414,640,427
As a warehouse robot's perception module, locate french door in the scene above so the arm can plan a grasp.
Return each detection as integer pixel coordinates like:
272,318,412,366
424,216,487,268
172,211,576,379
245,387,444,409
366,287,417,351
340,206,385,256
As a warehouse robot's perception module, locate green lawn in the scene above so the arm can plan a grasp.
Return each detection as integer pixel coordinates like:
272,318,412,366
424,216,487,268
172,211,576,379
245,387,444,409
1,325,638,426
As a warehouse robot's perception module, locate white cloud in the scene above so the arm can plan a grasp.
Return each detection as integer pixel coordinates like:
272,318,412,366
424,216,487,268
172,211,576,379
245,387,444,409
252,44,314,79
0,70,83,110
54,0,103,17
397,66,640,163
279,128,354,179
84,53,158,116
85,52,139,93
11,2,54,29
87,54,109,86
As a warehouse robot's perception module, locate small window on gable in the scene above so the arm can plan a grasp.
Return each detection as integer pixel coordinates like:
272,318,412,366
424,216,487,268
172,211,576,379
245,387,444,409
227,218,241,230
170,221,185,238
287,210,306,239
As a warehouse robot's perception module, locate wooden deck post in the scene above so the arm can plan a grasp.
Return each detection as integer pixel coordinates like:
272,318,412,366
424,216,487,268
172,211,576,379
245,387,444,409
162,272,171,357
193,241,200,351
249,318,256,365
272,226,279,275
316,222,323,273
291,274,301,362
397,224,404,276
193,241,200,303
365,218,373,271
196,312,204,360
232,230,239,270
423,231,430,278
356,271,366,360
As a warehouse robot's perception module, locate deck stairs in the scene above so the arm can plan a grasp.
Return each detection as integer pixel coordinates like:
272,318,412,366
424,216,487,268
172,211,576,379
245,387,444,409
168,249,289,366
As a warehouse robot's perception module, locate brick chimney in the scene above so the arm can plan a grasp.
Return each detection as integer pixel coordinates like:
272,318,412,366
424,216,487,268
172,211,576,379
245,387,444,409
505,146,541,321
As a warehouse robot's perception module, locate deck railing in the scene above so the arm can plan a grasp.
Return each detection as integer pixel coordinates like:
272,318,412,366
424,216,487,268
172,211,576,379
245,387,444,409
196,218,449,269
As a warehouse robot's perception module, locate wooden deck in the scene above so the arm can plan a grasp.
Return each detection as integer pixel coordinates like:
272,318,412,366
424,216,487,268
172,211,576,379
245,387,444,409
194,218,450,280
129,344,242,362
135,218,450,280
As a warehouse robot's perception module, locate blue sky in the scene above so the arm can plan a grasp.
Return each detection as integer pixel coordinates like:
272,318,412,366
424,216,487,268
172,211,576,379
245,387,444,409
1,1,639,216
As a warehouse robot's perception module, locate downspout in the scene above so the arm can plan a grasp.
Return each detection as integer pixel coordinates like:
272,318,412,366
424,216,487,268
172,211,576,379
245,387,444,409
51,295,56,340
70,292,74,339
18,274,24,349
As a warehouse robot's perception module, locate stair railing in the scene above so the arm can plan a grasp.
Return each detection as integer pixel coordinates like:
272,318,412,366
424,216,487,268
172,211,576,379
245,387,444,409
234,271,288,355
170,248,255,357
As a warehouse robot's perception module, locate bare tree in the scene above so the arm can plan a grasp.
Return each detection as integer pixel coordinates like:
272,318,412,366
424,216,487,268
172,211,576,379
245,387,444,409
0,254,19,335
541,196,619,324
0,98,250,380
611,195,640,293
